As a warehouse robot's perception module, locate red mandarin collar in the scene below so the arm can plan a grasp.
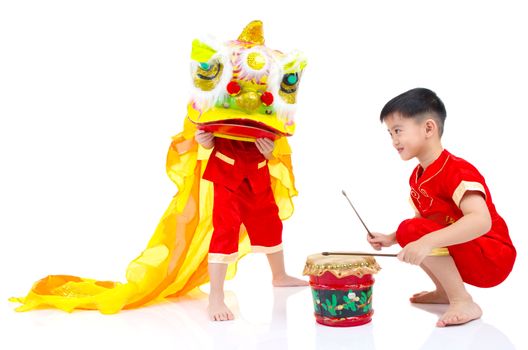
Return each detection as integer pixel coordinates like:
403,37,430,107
415,149,451,183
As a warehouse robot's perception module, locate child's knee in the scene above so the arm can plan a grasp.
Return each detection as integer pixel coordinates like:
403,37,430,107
396,219,416,247
396,218,442,247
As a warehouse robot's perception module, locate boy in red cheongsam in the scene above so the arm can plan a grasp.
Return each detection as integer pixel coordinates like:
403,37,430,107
196,130,307,321
368,88,516,327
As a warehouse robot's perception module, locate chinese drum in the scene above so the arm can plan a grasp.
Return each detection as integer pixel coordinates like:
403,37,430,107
303,253,381,327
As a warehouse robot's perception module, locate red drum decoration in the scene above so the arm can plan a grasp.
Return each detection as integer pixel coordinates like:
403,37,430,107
303,253,381,327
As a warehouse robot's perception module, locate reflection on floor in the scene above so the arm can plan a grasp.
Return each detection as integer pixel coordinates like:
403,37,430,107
2,256,523,350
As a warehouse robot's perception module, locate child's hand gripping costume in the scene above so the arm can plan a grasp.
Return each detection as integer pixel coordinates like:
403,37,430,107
11,21,307,313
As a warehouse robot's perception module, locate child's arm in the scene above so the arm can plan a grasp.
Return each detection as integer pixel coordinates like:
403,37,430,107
195,130,215,149
398,192,491,265
255,138,275,160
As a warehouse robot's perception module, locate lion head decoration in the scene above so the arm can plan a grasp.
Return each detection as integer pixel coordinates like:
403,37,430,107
187,20,307,141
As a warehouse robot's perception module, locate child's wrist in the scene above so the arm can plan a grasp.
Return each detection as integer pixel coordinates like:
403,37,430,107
265,152,275,160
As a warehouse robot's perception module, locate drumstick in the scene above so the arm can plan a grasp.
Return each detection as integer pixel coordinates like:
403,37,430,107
323,248,450,258
322,251,397,257
342,190,374,238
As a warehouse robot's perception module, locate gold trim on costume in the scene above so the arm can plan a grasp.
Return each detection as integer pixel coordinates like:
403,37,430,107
430,247,450,256
452,181,486,207
212,133,256,142
411,154,450,211
215,151,235,165
418,154,450,188
257,160,267,169
251,244,283,254
208,252,239,264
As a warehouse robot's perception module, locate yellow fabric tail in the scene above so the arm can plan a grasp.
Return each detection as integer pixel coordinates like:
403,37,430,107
10,118,297,314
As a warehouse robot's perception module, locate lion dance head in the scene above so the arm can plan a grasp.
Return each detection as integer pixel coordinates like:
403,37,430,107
187,20,307,141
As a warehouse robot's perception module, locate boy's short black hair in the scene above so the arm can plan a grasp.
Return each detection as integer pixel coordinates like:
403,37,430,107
380,88,447,136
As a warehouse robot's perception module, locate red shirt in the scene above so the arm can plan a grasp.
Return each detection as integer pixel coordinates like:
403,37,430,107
409,149,514,251
202,138,271,192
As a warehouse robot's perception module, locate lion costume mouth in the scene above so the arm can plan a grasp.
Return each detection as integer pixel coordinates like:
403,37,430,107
187,101,292,141
192,118,287,141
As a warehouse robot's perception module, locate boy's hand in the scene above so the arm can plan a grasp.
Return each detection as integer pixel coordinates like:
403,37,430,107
255,138,275,160
397,239,433,265
195,130,215,149
367,232,396,251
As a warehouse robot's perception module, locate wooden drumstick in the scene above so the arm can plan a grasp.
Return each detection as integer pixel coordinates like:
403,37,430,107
342,190,374,238
323,248,450,258
322,251,397,257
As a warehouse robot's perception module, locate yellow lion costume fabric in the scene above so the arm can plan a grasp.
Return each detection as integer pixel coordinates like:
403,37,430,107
10,20,306,314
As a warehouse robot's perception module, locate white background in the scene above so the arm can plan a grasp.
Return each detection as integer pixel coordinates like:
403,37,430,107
1,1,526,349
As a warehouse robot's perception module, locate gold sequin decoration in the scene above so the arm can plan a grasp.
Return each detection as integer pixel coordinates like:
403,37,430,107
237,20,265,45
247,52,266,70
236,91,261,112
193,63,223,91
279,90,297,104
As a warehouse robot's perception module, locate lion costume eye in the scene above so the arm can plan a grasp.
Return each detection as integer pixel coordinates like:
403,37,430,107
193,61,223,91
279,72,300,104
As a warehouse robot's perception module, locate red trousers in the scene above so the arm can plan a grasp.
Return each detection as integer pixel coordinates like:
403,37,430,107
208,179,283,263
397,218,515,287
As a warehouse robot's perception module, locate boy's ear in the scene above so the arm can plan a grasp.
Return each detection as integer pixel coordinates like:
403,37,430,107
424,119,437,137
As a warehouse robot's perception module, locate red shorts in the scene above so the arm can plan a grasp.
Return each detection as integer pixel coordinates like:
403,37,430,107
208,179,282,263
396,218,515,287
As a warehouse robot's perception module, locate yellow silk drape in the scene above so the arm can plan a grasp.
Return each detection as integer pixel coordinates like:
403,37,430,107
10,118,297,314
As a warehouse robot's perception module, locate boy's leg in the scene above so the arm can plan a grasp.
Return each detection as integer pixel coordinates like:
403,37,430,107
397,218,481,326
208,262,234,321
411,264,449,304
208,183,241,321
397,218,449,303
421,256,482,327
240,183,307,287
266,250,308,287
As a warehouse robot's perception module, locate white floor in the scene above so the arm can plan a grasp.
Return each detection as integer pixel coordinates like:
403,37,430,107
2,2,527,349
2,253,525,350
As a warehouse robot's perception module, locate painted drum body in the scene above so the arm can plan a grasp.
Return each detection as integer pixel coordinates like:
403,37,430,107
303,253,381,327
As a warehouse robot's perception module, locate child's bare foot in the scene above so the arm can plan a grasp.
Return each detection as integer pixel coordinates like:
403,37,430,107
436,300,482,327
208,296,234,321
410,290,449,304
272,274,309,287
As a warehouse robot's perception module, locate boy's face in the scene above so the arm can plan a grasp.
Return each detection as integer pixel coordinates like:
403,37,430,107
384,113,428,161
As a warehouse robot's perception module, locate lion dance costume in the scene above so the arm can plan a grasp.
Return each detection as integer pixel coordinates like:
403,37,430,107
11,21,307,313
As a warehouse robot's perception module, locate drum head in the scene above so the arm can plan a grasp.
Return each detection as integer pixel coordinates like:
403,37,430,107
303,253,381,278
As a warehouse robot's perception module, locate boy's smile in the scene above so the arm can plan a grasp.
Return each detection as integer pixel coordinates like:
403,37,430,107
383,112,444,169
